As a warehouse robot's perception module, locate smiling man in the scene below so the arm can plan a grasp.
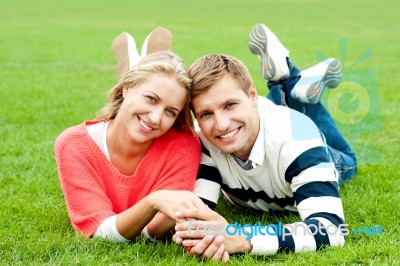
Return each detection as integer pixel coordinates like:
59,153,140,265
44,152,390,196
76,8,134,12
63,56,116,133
173,23,357,259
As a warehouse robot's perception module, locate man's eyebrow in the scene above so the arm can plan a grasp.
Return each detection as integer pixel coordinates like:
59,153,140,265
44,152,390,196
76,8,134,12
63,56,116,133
194,98,240,116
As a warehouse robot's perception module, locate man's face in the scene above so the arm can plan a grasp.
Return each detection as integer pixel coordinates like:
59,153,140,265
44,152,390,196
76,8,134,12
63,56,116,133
192,75,260,160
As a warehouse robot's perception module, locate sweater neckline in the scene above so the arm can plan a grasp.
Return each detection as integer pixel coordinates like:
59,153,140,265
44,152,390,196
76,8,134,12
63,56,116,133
83,120,162,179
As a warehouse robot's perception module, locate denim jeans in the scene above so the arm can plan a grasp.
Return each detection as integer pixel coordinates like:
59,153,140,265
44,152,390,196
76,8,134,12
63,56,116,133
266,59,357,183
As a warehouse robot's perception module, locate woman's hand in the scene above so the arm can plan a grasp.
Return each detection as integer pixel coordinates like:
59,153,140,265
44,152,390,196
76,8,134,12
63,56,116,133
148,190,208,221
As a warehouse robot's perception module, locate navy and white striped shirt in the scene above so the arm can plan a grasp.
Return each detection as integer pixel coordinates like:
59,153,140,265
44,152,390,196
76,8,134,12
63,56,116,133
193,97,345,255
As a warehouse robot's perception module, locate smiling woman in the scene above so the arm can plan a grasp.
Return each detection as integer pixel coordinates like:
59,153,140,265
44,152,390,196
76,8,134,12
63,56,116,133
54,50,206,243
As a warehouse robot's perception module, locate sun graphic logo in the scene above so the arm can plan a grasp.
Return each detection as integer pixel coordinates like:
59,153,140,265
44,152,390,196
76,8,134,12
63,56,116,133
318,39,381,163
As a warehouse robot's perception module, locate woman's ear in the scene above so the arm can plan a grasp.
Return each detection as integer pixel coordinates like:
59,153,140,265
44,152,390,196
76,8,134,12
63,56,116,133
122,86,128,98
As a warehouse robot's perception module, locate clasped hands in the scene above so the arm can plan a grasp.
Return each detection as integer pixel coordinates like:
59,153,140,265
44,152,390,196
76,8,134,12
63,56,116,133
172,208,251,263
151,191,250,262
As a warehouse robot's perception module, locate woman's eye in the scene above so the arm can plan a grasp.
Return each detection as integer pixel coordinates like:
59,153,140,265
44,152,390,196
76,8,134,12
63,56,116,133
146,96,156,102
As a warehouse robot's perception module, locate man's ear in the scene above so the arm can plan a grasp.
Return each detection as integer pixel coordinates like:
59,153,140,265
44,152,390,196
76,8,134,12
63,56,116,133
249,84,258,105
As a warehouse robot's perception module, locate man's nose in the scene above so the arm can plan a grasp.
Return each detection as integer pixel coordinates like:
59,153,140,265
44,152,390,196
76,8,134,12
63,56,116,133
214,112,230,132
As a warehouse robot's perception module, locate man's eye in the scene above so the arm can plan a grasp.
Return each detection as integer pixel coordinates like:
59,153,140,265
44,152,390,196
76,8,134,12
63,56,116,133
226,103,236,109
166,109,178,117
201,112,211,119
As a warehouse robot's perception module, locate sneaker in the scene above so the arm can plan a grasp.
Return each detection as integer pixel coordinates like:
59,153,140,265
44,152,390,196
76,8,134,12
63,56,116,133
248,23,290,81
141,27,173,57
111,32,140,77
290,58,342,104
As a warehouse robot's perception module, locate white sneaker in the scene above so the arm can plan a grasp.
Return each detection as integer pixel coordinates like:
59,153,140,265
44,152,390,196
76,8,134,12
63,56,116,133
248,23,290,81
290,58,342,104
111,32,140,77
141,27,173,57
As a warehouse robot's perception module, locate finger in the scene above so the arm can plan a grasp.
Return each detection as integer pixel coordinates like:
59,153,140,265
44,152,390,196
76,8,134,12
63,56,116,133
175,208,217,221
222,251,229,263
175,220,210,234
188,234,216,256
198,235,224,259
174,227,207,239
211,243,225,261
175,219,198,231
172,234,183,244
181,239,202,247
175,218,220,232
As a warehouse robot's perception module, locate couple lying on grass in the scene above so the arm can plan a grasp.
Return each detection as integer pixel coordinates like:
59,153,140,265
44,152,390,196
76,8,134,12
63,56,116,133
55,24,356,262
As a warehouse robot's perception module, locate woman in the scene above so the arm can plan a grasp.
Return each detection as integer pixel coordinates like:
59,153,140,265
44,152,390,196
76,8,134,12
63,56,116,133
55,51,205,242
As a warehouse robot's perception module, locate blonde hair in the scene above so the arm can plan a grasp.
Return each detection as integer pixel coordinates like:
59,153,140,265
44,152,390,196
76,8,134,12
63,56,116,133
189,54,254,100
97,51,194,133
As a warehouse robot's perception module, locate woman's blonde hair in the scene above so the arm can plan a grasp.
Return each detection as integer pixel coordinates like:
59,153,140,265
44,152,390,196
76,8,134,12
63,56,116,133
97,51,194,133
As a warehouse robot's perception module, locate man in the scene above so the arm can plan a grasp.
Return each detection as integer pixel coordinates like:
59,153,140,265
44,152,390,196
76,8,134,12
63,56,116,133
172,23,357,259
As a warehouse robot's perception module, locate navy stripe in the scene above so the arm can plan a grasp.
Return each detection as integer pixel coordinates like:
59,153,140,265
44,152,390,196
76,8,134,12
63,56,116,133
221,184,295,209
277,227,296,253
285,146,330,183
199,197,217,210
294,181,339,205
197,164,222,184
306,212,344,228
303,219,330,250
201,142,211,157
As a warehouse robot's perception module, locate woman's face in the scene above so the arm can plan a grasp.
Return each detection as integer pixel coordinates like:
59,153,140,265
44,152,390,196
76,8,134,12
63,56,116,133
117,73,187,144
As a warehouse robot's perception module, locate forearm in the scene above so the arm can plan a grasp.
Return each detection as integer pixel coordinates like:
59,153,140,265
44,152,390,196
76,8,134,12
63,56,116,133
93,212,176,242
115,193,158,240
146,212,176,239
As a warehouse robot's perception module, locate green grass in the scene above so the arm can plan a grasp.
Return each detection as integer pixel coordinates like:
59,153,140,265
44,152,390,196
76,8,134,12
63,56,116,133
1,0,399,265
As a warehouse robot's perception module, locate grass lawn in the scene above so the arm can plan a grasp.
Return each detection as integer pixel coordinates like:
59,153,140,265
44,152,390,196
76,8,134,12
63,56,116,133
1,0,399,265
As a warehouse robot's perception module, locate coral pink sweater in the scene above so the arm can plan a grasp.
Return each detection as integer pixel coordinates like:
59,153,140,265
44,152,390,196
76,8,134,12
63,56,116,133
55,120,201,236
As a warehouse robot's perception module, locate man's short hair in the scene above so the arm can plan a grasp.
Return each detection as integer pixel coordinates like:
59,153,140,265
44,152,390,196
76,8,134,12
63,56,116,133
188,54,254,100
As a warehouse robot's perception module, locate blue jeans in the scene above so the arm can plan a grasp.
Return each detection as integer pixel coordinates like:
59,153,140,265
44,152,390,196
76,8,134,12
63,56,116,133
266,59,357,183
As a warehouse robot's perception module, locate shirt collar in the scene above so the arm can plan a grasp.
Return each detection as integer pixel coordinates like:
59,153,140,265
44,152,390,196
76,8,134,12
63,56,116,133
247,103,265,168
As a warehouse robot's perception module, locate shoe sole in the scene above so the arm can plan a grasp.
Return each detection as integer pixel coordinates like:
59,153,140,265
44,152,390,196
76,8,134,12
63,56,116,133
306,59,342,104
146,27,173,55
248,24,276,80
111,32,132,77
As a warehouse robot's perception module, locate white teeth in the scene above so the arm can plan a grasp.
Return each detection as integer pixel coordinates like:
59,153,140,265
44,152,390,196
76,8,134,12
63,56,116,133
139,118,153,131
220,129,238,139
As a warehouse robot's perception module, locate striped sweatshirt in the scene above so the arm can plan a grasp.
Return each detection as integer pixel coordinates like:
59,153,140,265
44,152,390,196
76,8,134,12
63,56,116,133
193,97,345,255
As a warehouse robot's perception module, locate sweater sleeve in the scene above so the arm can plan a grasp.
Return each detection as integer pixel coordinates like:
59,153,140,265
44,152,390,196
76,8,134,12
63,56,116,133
193,141,222,209
55,127,115,237
251,111,345,255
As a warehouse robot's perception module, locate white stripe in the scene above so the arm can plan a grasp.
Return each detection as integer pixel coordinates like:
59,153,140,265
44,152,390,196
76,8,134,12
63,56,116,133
285,222,317,252
250,231,279,255
314,217,345,247
297,196,344,221
193,178,220,204
291,162,338,192
200,153,217,167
